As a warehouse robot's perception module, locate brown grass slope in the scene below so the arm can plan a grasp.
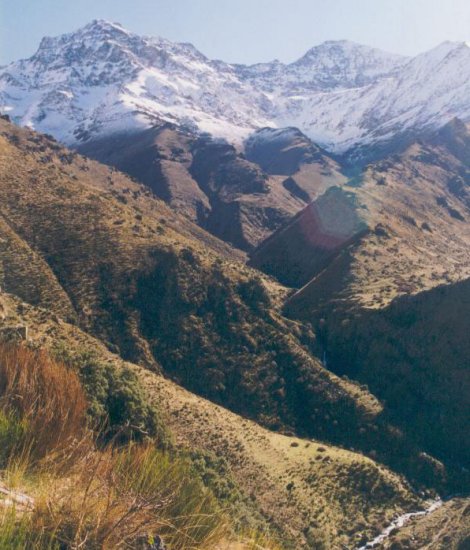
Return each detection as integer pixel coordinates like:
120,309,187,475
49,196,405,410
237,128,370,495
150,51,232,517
248,121,470,491
0,118,402,471
0,214,76,321
0,288,422,549
275,125,470,488
0,118,456,494
78,124,345,251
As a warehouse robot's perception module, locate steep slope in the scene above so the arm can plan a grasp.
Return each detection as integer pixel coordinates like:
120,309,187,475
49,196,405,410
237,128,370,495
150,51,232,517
4,21,470,156
250,186,368,288
0,118,460,493
0,117,417,473
0,213,76,321
253,120,470,310
0,288,422,549
248,122,470,488
78,124,345,250
310,279,470,476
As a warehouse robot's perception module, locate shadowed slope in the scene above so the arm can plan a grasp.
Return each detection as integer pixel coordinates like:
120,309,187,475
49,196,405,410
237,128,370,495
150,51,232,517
78,124,345,251
0,288,421,549
302,278,470,475
254,120,470,311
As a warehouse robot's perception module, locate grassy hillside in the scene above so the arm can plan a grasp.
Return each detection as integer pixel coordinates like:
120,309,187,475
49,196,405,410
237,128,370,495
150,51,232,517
0,118,465,545
299,279,470,484
247,122,470,491
0,288,421,549
0,118,408,467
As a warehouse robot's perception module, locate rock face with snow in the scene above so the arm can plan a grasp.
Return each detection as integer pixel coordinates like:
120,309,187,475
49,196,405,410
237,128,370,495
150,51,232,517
3,20,470,155
0,20,271,144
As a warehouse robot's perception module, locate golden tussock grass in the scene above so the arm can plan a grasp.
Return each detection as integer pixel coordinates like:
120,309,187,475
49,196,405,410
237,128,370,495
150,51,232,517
29,442,229,549
0,342,277,549
0,343,88,468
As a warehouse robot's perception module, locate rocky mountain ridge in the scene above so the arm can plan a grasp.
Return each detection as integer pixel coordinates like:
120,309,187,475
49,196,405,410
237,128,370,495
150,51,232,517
251,119,470,309
4,20,470,156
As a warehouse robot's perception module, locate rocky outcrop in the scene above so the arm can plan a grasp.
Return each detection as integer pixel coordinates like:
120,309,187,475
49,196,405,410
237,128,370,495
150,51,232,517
0,484,34,510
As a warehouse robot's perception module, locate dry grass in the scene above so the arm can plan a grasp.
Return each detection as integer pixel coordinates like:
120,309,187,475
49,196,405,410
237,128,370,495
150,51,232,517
29,443,228,549
0,342,273,549
142,368,420,549
0,439,231,549
0,343,88,467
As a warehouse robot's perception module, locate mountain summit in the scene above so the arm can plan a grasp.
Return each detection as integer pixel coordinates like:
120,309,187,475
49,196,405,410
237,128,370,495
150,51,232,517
2,21,470,153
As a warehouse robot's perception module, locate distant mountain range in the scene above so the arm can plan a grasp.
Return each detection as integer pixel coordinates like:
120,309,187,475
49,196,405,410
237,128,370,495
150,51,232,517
3,20,470,155
0,18,470,548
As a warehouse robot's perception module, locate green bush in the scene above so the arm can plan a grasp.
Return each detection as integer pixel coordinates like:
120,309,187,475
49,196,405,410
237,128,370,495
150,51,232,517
237,278,271,311
188,450,280,541
51,346,170,446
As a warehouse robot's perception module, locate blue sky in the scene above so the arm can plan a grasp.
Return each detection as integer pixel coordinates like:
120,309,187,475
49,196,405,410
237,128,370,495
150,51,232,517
2,0,470,65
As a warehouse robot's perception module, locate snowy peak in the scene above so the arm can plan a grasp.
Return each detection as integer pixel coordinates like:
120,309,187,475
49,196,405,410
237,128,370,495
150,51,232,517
34,19,140,65
82,19,131,35
28,20,168,84
402,40,470,75
238,40,406,91
290,40,407,88
2,20,470,154
25,19,209,88
426,40,470,56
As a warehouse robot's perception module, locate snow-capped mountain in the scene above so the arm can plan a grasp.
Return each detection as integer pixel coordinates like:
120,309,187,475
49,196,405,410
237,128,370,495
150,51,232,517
2,19,470,153
238,40,406,92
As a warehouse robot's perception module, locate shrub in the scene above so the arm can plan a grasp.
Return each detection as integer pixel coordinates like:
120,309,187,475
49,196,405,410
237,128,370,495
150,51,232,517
238,529,283,550
237,278,271,311
51,346,170,446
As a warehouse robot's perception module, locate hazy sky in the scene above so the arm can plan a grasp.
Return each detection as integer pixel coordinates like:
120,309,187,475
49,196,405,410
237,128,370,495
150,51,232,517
2,0,470,65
